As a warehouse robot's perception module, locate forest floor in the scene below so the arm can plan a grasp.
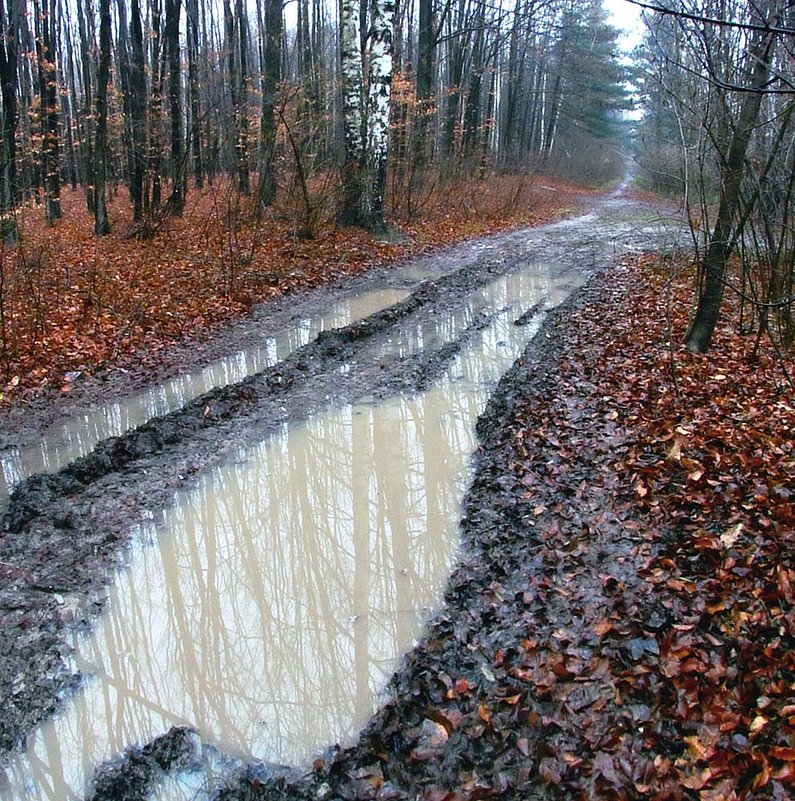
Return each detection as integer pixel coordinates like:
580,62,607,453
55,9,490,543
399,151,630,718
0,180,793,800
0,174,585,409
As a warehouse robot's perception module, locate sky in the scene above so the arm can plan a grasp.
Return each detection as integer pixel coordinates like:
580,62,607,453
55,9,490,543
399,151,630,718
603,0,646,52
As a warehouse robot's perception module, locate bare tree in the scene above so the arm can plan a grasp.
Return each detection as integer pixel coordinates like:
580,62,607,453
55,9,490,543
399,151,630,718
33,0,61,223
128,0,147,220
165,0,185,214
360,0,396,230
187,0,203,188
0,0,23,243
257,0,283,209
684,0,786,352
224,0,251,194
94,0,111,235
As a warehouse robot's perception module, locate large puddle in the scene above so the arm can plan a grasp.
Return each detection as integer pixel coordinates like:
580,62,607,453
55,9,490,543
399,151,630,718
0,289,408,502
1,258,586,800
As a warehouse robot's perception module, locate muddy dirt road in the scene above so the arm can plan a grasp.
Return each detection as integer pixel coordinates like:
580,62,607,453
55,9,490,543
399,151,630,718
0,191,683,800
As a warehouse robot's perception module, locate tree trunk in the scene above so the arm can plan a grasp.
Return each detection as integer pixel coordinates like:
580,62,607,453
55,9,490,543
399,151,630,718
297,0,311,89
360,0,395,231
0,0,21,243
187,0,203,188
411,0,433,169
442,37,464,163
94,0,111,236
462,9,485,163
61,87,78,190
34,0,61,224
257,0,282,209
542,31,567,163
338,0,365,225
129,0,147,220
147,0,165,213
116,0,136,203
61,1,83,189
479,56,496,178
75,0,96,214
236,0,250,195
500,0,526,167
165,0,185,214
685,2,781,353
202,0,219,184
224,0,249,194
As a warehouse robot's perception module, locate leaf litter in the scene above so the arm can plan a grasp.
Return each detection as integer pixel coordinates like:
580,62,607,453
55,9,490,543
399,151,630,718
0,178,579,407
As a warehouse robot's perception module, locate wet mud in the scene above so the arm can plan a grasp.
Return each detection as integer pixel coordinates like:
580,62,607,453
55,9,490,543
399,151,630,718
0,194,684,799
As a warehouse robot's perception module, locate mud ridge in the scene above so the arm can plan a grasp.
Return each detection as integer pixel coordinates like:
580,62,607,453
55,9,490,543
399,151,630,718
2,257,512,534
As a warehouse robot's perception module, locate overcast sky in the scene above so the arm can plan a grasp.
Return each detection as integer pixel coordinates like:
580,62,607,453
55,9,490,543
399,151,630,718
603,0,645,52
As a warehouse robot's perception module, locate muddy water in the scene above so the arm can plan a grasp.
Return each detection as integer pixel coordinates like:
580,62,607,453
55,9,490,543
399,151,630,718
1,260,584,800
0,289,408,502
363,267,574,364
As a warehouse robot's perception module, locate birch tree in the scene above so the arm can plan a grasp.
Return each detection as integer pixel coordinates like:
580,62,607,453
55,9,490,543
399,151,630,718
339,0,365,225
361,0,395,231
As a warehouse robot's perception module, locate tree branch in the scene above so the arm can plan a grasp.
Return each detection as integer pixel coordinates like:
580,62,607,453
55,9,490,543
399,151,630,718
626,0,795,36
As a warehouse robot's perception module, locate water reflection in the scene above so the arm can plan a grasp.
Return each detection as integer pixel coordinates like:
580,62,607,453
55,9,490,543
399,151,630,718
365,267,576,363
1,262,587,801
0,289,409,502
3,386,477,800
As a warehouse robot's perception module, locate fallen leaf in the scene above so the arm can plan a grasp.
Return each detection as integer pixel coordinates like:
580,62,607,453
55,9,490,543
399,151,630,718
719,523,743,548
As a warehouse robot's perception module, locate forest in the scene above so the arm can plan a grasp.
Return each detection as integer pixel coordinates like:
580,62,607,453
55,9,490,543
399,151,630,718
0,0,634,400
0,0,627,241
0,0,791,394
0,2,794,799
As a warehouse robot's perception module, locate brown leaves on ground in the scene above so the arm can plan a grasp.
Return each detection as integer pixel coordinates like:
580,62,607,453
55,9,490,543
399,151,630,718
592,255,795,798
493,255,794,798
0,175,580,405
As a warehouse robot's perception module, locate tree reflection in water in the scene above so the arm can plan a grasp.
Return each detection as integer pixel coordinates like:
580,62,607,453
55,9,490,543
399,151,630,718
0,289,409,501
3,264,586,801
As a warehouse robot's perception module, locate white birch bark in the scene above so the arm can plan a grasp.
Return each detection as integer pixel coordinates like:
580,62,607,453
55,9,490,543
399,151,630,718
339,0,365,223
362,0,395,230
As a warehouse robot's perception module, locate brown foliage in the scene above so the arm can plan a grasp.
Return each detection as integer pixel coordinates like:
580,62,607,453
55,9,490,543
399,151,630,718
499,253,794,797
597,254,795,796
0,176,580,404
